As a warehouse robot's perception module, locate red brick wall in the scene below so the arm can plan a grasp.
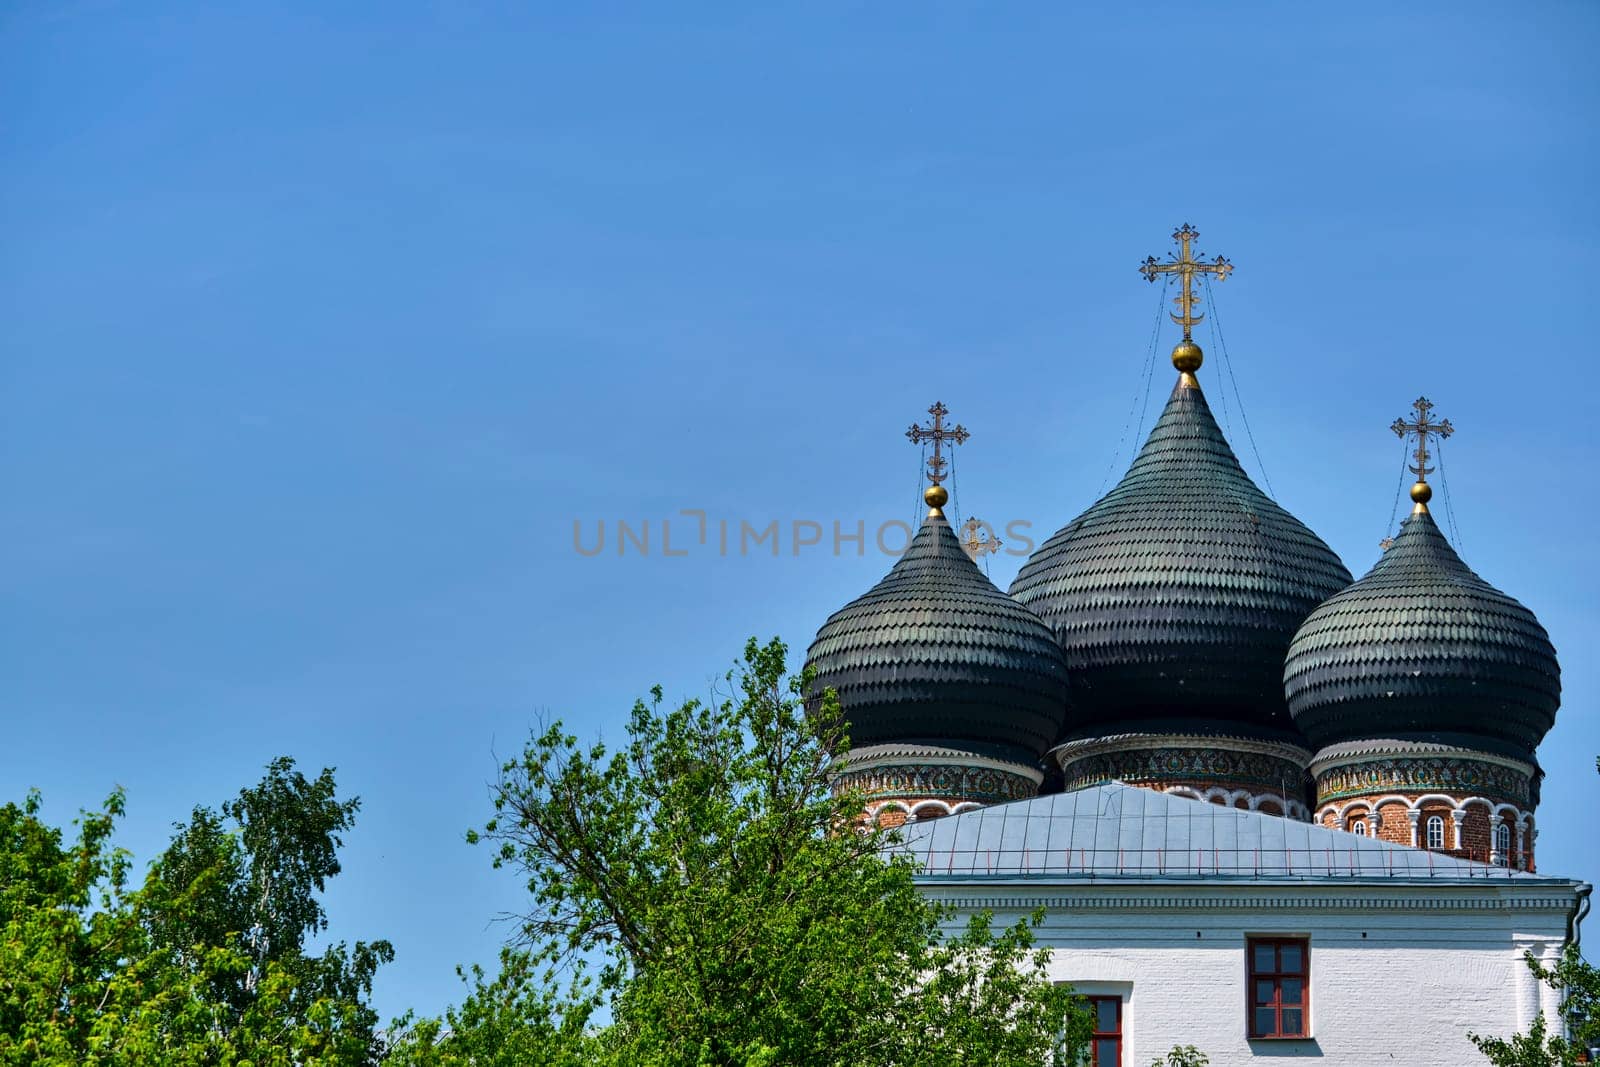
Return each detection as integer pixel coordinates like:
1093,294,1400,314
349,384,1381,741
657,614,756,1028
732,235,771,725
1314,790,1533,867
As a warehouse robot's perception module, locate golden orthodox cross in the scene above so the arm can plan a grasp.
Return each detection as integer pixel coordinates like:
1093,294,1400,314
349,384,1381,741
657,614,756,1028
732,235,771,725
1390,396,1454,484
961,517,1002,561
906,401,969,486
1139,223,1235,342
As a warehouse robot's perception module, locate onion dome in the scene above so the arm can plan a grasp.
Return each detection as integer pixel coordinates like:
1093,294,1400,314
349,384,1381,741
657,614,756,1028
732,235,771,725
805,489,1070,767
1284,489,1560,762
1010,370,1353,740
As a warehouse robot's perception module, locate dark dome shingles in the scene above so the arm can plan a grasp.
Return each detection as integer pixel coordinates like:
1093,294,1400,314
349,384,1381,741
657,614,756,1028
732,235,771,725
1010,377,1352,736
1284,507,1559,761
805,514,1069,764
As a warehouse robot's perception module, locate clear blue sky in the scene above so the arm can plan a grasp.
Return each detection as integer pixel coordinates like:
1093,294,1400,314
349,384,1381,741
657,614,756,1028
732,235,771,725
3,2,1596,1024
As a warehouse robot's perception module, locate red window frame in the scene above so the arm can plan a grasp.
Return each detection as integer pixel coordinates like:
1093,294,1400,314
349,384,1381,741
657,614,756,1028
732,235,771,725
1086,995,1122,1066
1247,937,1309,1039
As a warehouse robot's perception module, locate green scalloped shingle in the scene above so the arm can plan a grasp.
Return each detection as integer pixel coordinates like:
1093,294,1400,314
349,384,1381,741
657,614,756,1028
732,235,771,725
804,513,1069,765
1283,505,1559,761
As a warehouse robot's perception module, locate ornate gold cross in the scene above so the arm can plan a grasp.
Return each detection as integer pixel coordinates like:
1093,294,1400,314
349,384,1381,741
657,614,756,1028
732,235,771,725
906,401,969,487
1390,396,1454,484
961,517,1002,561
1139,223,1235,342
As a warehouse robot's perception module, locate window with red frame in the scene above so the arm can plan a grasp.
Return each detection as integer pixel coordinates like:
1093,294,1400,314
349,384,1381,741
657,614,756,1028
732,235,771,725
1248,938,1308,1038
1086,996,1121,1065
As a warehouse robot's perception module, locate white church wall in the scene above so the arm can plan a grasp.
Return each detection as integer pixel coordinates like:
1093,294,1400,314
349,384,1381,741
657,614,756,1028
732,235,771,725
922,882,1577,1067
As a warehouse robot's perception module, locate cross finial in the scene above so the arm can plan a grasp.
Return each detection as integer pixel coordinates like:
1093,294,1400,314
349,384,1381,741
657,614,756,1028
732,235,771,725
961,517,1002,561
1390,396,1454,513
1139,223,1235,375
906,401,969,514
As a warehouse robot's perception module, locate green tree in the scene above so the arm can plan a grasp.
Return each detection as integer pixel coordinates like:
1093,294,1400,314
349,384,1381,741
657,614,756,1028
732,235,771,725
0,759,390,1065
145,757,394,1060
389,637,1090,1066
1151,1046,1210,1067
1470,946,1599,1067
0,788,141,1062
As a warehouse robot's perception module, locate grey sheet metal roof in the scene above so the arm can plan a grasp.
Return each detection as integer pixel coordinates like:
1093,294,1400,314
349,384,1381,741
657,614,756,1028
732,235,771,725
1284,506,1559,762
1010,375,1351,741
894,782,1543,882
805,511,1069,765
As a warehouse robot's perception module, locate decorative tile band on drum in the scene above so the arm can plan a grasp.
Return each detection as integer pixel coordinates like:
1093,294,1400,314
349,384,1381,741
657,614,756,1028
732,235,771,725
1054,733,1312,801
831,762,1041,807
829,743,1045,812
1311,748,1536,808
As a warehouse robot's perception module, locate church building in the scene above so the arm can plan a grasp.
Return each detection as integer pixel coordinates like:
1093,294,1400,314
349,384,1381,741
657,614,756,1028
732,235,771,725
803,226,1589,1065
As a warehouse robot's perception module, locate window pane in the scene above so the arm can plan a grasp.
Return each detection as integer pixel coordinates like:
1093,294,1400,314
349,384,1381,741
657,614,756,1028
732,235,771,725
1280,943,1303,972
1281,978,1303,1005
1253,943,1276,972
1095,999,1118,1033
1095,1037,1119,1064
1254,1007,1277,1036
1255,979,1277,1005
1280,1008,1304,1036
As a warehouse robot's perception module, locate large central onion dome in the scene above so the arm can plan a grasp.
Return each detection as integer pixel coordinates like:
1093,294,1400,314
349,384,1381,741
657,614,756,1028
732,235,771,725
1284,494,1560,762
1010,372,1353,741
806,497,1070,767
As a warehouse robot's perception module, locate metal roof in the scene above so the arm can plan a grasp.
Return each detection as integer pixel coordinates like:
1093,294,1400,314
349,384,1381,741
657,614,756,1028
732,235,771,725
1285,506,1559,762
1010,375,1352,741
894,782,1548,882
805,511,1068,764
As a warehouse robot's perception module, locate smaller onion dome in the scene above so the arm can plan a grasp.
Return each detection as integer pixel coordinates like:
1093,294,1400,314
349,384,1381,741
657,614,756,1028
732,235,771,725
1284,502,1560,762
805,500,1070,767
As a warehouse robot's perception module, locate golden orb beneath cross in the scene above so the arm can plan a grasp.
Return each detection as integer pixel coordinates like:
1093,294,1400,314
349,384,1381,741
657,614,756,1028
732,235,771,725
924,485,949,509
1171,340,1204,373
1410,481,1433,504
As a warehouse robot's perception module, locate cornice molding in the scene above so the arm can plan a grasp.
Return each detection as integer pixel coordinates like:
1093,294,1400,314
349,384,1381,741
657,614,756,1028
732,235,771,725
915,884,1584,914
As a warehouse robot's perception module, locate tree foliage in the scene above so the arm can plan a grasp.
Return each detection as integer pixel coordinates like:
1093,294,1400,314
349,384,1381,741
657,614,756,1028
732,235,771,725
0,759,390,1065
389,637,1090,1065
1470,946,1599,1067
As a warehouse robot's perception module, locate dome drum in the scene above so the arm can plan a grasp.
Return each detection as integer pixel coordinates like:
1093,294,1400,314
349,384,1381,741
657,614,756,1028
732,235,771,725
1052,731,1314,821
831,743,1045,823
1308,739,1538,810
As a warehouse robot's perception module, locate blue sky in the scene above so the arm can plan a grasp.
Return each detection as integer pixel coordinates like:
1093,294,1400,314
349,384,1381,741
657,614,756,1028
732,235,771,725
3,2,1596,1024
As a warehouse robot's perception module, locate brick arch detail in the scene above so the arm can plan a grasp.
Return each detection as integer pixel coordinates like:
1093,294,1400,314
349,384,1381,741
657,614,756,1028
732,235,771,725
1313,791,1534,869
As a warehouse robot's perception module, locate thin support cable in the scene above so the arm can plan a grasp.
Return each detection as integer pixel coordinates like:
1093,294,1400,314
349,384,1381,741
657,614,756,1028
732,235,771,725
949,444,960,531
1130,278,1167,469
1387,434,1410,540
1203,274,1275,496
1435,438,1464,550
1205,296,1232,438
914,442,928,530
1097,278,1169,496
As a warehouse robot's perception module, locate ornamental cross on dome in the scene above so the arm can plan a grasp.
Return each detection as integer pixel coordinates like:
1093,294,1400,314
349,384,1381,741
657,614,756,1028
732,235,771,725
1139,223,1235,342
961,517,1002,561
906,401,969,487
1391,396,1454,483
